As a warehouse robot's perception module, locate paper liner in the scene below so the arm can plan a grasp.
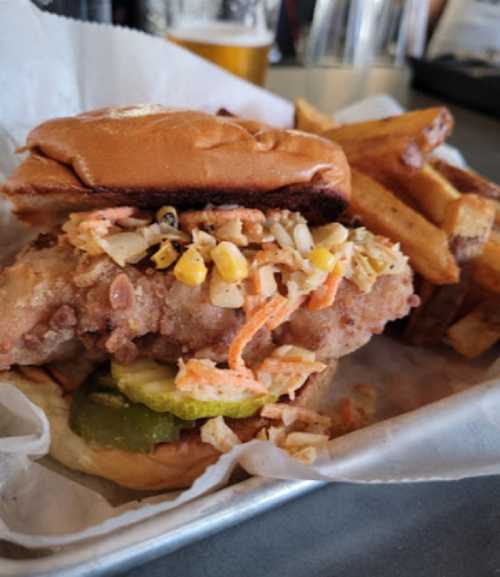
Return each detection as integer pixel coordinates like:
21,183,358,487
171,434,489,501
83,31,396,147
0,0,498,549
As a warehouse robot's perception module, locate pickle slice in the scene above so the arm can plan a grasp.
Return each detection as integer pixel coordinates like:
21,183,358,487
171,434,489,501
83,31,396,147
112,360,275,420
70,378,193,453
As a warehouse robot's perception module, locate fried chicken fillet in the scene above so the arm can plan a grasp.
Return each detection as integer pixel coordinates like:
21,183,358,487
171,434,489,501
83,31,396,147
0,242,415,371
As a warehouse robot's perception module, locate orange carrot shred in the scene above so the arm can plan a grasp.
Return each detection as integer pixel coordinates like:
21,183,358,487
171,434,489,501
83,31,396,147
250,268,263,295
176,359,268,395
244,294,266,317
308,272,342,311
266,295,306,330
228,294,288,369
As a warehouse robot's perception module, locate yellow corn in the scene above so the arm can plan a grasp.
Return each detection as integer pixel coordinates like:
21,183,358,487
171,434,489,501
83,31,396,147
211,241,248,283
308,246,337,272
312,223,348,249
174,247,207,287
151,240,178,270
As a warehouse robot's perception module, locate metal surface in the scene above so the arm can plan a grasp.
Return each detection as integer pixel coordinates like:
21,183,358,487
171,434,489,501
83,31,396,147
0,477,326,577
123,476,500,577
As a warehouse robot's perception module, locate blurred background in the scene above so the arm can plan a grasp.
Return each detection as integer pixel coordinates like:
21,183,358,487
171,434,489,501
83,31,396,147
31,0,500,117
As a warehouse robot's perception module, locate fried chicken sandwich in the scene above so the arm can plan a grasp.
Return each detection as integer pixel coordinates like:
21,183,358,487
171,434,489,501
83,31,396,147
0,106,417,489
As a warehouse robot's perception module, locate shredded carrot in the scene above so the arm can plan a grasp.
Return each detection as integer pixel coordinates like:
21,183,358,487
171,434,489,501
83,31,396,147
307,272,343,311
228,294,288,369
176,359,268,395
243,293,266,317
266,296,306,330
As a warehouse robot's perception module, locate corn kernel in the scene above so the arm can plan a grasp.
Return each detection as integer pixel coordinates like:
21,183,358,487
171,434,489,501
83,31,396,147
174,247,207,286
308,246,337,272
211,241,248,283
151,240,178,270
312,223,348,249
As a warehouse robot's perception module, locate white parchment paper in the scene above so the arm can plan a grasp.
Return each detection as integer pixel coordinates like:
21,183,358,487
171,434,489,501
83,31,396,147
0,0,499,549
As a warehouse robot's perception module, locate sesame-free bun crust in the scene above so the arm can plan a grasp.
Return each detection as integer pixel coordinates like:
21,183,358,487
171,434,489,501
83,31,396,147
4,106,350,226
3,363,336,491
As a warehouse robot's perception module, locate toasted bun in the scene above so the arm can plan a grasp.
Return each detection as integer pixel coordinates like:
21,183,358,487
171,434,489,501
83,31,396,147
4,107,350,226
3,363,336,490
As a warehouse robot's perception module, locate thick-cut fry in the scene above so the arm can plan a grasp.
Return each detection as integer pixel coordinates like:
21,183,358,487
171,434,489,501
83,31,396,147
447,300,500,359
443,194,495,263
350,170,459,285
341,135,425,176
405,194,494,345
405,194,493,345
294,98,337,134
473,231,500,295
404,270,471,346
493,200,500,227
325,107,453,156
431,158,500,226
430,158,500,200
376,163,461,225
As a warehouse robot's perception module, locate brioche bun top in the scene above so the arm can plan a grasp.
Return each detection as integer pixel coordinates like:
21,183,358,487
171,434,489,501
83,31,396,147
4,106,350,225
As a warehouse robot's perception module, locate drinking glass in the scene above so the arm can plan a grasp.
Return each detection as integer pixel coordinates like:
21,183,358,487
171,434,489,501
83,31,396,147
307,0,429,67
163,0,280,86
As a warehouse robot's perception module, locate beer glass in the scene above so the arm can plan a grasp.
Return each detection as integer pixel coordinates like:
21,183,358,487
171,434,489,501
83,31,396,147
165,0,280,86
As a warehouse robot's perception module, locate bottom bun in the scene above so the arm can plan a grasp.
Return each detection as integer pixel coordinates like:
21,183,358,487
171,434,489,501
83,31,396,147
2,362,336,490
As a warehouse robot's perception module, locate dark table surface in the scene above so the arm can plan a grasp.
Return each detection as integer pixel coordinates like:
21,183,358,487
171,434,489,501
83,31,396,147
123,67,500,577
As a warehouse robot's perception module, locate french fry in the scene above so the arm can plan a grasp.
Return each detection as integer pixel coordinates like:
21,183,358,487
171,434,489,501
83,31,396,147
443,194,495,263
430,158,500,200
494,201,500,227
341,135,424,176
472,231,500,295
325,107,454,156
431,158,500,226
294,98,337,134
405,195,494,345
375,163,461,225
447,300,500,359
350,170,459,285
404,270,471,346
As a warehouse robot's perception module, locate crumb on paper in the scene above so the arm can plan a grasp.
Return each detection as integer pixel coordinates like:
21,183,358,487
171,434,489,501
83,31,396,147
200,416,241,453
259,404,333,464
330,383,379,435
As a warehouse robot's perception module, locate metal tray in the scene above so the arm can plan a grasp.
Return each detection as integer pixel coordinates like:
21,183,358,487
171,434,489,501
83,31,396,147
0,477,326,577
